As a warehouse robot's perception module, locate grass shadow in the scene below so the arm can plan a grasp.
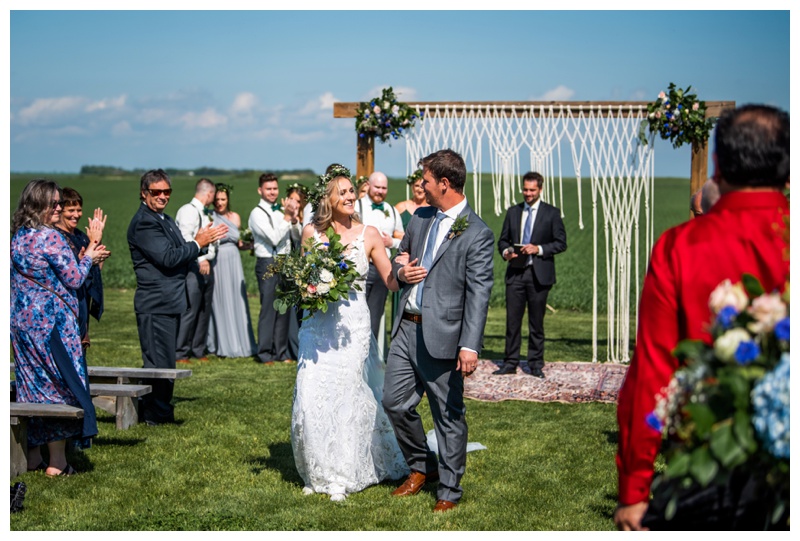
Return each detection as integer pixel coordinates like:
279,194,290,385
250,442,304,486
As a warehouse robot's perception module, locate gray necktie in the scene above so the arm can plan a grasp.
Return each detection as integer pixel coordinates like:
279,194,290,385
416,212,446,306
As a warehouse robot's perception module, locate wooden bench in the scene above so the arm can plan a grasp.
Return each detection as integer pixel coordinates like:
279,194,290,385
10,402,84,480
89,383,152,430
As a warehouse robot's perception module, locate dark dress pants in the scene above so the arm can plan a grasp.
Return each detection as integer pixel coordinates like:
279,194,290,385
175,264,214,359
136,312,179,424
255,257,290,362
365,263,388,341
504,266,551,370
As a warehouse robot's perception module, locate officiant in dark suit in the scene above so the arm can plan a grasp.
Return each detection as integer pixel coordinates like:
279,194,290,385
127,169,227,425
495,171,567,378
383,149,494,513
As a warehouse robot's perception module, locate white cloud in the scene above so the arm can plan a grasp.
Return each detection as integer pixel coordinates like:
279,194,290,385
85,95,127,113
298,92,337,116
111,121,133,137
17,96,86,125
532,85,576,101
180,108,228,129
230,92,259,115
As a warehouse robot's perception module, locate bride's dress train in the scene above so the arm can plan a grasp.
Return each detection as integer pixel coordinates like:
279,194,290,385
291,229,408,499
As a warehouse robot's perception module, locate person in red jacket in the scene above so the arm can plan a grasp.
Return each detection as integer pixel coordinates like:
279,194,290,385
614,104,790,530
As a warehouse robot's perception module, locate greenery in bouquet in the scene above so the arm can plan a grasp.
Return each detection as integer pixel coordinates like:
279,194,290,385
638,83,717,149
239,227,254,256
265,227,362,319
648,274,790,525
355,87,422,144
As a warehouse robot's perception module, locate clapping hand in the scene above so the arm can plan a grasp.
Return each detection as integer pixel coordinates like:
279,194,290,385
84,242,110,266
86,208,107,244
283,197,299,222
195,223,228,248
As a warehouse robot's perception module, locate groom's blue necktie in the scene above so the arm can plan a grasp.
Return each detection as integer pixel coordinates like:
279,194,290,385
416,211,446,307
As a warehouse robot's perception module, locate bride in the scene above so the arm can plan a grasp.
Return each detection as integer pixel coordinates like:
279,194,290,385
292,167,410,501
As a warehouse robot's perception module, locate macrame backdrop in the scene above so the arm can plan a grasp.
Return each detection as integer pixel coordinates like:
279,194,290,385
404,104,655,363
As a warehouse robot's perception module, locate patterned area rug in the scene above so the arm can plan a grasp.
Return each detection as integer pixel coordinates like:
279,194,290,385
464,360,628,404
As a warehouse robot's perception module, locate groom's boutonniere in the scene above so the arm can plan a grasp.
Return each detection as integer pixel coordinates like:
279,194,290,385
203,207,214,223
447,216,469,240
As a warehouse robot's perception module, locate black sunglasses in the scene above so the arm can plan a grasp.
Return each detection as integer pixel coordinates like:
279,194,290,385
51,200,63,209
147,188,173,197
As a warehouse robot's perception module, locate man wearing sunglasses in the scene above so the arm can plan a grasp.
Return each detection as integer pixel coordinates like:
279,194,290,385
127,169,227,426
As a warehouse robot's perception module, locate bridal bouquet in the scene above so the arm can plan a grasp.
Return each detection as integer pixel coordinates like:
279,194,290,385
647,275,790,526
266,227,362,319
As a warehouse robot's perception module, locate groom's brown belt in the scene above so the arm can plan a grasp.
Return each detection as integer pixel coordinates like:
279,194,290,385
402,311,422,324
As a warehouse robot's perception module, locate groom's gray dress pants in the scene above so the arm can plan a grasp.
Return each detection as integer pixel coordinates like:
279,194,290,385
383,318,467,504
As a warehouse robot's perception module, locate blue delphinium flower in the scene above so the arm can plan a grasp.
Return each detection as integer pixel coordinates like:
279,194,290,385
775,317,790,341
734,340,761,365
323,242,329,247
338,261,348,270
752,353,790,459
359,133,365,138
716,306,739,329
646,412,663,433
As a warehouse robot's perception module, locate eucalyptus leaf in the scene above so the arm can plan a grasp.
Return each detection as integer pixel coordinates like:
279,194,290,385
742,273,765,297
709,424,746,468
688,446,718,486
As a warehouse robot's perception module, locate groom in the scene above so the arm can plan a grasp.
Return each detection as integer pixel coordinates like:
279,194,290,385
383,149,494,513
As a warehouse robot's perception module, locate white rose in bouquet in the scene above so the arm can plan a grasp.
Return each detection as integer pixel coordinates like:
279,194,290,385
713,328,752,362
319,269,334,283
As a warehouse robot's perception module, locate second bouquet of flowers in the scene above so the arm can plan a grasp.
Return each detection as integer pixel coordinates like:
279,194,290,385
265,227,362,319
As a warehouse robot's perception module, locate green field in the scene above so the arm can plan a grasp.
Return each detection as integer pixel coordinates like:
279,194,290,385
10,171,693,313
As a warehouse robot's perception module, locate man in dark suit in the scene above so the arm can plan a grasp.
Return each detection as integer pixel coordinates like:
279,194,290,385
495,171,567,378
383,149,494,513
127,169,227,425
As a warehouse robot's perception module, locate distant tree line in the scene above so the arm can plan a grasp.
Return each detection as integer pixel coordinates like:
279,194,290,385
79,165,316,177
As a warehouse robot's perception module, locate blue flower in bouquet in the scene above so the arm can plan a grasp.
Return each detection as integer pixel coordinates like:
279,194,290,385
734,340,760,365
715,305,739,329
775,317,790,341
646,412,663,433
752,352,790,459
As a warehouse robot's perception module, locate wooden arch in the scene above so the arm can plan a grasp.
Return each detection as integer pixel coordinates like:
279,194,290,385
333,100,735,197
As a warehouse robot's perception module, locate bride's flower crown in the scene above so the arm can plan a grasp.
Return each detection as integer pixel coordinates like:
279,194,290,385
309,165,352,212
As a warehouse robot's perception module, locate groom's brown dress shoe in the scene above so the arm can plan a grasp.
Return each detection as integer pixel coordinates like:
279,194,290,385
391,471,438,496
433,500,457,512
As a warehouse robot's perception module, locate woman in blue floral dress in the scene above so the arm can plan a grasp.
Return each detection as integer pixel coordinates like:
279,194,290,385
11,179,109,477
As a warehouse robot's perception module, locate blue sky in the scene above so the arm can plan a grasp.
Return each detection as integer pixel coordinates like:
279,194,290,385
6,7,793,178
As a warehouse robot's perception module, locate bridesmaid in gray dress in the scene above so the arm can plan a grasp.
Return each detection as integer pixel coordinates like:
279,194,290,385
207,184,258,358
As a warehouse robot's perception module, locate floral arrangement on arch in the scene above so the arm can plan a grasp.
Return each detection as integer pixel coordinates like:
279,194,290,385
647,274,790,526
638,83,717,149
265,227,363,319
355,87,423,144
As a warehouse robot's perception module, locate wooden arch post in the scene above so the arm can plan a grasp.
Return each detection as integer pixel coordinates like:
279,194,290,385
334,100,735,195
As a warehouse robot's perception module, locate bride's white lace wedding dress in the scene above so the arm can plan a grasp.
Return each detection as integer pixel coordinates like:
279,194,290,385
291,228,409,500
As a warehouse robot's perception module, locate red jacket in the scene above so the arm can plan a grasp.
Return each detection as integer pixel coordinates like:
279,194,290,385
616,189,789,505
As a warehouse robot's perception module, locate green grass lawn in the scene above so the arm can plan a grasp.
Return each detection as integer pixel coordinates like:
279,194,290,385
11,289,621,531
10,170,685,530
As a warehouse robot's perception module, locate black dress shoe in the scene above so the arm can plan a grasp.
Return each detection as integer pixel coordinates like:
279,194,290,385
530,368,545,378
492,364,518,375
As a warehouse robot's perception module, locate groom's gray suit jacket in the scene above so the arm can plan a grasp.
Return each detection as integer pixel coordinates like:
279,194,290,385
391,203,494,359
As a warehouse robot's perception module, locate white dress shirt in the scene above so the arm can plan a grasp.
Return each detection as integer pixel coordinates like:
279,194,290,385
404,197,468,314
248,199,301,258
175,197,215,263
356,195,404,256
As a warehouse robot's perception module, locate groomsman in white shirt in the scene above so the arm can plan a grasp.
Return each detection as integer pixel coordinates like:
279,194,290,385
249,172,301,364
175,178,218,363
356,171,404,350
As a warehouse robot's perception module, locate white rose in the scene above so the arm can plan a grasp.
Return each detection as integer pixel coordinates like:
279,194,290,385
319,269,333,283
383,101,390,110
373,105,381,114
316,282,331,295
714,328,752,362
708,279,749,314
391,104,400,116
747,292,787,334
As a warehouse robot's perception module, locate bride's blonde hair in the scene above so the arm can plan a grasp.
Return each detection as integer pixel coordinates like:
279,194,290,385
312,174,361,232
